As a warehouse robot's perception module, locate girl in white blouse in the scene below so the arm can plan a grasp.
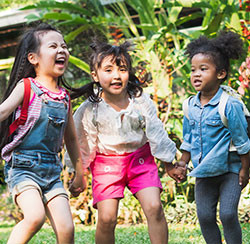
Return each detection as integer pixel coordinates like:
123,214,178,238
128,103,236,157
66,42,185,244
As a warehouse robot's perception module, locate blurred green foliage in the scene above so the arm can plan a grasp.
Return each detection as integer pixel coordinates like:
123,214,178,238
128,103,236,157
0,0,249,225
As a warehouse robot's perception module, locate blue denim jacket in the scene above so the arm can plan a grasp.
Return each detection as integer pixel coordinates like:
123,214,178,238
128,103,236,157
180,87,250,178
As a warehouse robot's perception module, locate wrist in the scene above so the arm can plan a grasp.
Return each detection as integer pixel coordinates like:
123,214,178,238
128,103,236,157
177,160,187,167
165,162,174,171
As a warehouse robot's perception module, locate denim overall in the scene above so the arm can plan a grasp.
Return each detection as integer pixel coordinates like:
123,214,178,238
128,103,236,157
4,81,69,202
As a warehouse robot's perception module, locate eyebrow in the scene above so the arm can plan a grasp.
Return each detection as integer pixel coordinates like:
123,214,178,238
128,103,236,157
103,64,113,68
47,41,66,45
192,63,209,67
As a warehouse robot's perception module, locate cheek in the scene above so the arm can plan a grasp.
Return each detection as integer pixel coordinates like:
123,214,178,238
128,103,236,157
123,73,129,81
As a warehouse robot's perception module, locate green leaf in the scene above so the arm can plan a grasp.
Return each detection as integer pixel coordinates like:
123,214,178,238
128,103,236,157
177,0,192,8
162,2,182,8
168,7,182,23
64,25,89,43
43,12,72,20
69,56,90,74
21,1,91,16
175,12,204,27
204,13,223,35
191,2,212,8
91,0,105,16
25,13,41,22
229,12,242,31
0,57,14,70
56,18,88,26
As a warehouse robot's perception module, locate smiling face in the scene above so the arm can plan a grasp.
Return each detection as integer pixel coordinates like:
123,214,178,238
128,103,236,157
191,53,226,95
92,55,129,101
28,30,69,81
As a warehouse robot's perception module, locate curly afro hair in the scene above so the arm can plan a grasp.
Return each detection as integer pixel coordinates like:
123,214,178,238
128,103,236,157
185,31,246,81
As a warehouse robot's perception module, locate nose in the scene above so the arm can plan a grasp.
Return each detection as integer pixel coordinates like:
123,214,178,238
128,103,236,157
113,68,121,79
58,45,66,54
193,70,201,77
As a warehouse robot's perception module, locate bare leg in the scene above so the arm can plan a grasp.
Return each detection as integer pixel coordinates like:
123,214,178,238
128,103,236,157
135,187,168,244
46,195,74,244
7,189,46,244
95,199,119,244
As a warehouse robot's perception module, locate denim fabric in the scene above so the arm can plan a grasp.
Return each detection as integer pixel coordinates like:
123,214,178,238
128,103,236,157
195,173,242,244
16,82,68,154
180,87,250,177
4,82,69,202
4,151,66,202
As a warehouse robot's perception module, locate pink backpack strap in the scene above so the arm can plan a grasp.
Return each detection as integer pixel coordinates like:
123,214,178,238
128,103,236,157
8,78,31,137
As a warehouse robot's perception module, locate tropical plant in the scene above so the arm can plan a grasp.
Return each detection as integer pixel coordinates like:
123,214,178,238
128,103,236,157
1,0,249,225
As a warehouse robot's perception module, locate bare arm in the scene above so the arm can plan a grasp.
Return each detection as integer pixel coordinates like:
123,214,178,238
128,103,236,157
178,150,191,167
0,82,24,122
64,103,86,196
239,153,250,189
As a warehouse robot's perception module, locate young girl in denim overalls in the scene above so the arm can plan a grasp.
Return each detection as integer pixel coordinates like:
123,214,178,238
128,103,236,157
178,31,250,244
66,42,185,244
0,23,86,244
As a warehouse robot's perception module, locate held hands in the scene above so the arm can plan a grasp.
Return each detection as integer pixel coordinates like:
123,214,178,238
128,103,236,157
165,161,187,183
69,171,87,197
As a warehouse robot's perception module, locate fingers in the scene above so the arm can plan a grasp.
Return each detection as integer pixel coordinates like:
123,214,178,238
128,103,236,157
69,185,83,197
69,179,85,197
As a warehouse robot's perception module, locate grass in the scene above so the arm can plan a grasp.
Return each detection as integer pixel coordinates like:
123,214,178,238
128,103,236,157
1,223,250,244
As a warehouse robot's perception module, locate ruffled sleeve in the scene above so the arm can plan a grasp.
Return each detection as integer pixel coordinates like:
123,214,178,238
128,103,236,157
138,93,177,162
65,100,98,170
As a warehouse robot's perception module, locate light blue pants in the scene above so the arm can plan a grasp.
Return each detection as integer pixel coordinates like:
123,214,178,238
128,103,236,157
195,173,242,244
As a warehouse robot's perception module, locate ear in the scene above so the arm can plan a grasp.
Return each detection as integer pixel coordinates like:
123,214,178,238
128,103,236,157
91,71,99,82
27,52,38,65
217,69,227,80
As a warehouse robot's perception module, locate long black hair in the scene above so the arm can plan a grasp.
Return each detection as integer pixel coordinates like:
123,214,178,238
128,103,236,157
185,30,245,82
0,23,72,151
70,41,143,101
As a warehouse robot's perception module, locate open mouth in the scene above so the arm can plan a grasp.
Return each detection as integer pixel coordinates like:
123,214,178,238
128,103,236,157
110,82,122,87
55,60,65,65
55,57,66,66
194,79,202,85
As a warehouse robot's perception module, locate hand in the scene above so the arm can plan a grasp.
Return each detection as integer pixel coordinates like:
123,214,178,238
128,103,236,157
69,172,87,197
165,163,186,183
175,161,187,169
239,168,249,189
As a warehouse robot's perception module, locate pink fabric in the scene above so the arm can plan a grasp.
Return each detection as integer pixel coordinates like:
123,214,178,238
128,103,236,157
32,79,67,101
90,143,162,208
2,93,41,161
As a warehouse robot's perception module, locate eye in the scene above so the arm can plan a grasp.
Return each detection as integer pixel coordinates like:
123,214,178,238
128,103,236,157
62,44,68,49
49,44,57,49
201,67,207,71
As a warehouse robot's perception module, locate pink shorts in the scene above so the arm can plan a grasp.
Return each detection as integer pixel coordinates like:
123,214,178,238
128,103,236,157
90,143,162,208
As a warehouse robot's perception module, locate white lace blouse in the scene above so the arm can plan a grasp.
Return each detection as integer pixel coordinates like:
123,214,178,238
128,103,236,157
65,92,176,169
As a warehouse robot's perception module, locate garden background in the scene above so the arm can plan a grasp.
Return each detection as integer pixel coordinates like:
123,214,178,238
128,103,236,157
0,0,249,243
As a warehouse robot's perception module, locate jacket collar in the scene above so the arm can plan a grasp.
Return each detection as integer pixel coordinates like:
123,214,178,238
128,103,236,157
194,87,223,108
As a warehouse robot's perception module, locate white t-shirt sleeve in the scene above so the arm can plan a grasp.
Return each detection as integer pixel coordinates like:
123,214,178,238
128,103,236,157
140,93,177,162
64,101,97,171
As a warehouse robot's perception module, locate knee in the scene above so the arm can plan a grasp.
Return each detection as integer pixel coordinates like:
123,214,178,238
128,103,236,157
24,213,46,231
197,209,216,225
220,211,237,225
98,213,117,229
144,200,164,220
57,221,75,237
